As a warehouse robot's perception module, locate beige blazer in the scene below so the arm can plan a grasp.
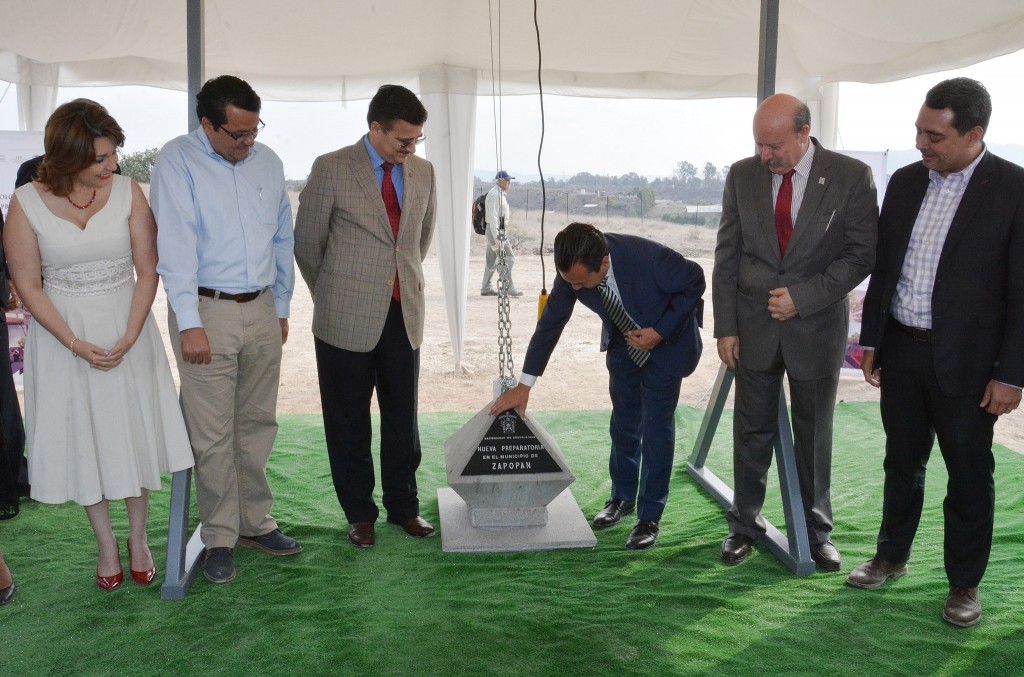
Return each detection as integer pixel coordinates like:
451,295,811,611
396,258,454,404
294,139,437,351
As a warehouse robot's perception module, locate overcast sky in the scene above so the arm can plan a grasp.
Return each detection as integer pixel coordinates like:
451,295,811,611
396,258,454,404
2,48,1022,181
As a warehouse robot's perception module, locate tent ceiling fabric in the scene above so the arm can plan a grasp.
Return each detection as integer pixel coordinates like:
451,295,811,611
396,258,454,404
2,0,1024,101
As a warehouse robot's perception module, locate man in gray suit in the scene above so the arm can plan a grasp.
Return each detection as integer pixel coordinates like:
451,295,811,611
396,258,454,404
295,85,437,549
713,94,877,570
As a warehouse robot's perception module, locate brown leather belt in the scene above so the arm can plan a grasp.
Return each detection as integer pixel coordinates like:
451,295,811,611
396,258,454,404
198,287,265,303
891,318,932,343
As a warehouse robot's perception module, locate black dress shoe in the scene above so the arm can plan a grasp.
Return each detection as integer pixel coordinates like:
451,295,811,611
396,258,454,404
721,533,754,565
593,499,636,527
203,547,236,584
0,502,17,520
624,520,659,550
237,528,303,556
810,540,841,572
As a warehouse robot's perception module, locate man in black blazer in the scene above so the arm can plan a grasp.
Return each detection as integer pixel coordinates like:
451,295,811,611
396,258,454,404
714,94,878,571
847,78,1024,628
491,223,705,550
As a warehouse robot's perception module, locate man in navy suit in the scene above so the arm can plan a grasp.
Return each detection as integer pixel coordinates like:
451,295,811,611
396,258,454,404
847,78,1024,628
491,222,705,550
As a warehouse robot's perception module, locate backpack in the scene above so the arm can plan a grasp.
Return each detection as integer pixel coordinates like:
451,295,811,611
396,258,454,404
471,193,487,234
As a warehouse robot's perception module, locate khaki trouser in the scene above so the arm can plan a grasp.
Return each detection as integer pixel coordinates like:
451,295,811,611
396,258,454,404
168,291,282,548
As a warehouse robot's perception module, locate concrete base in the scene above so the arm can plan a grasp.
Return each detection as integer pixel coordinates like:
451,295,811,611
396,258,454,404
471,505,549,527
438,487,597,553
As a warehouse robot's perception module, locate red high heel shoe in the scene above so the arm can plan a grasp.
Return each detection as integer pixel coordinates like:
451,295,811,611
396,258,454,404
127,539,156,586
96,569,124,591
96,541,124,591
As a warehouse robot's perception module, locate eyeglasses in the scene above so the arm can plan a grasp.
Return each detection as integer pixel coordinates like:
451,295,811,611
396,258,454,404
217,119,266,142
385,129,426,149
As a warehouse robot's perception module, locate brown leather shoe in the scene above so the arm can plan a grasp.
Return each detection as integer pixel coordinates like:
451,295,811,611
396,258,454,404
846,557,908,589
721,533,754,565
347,522,376,548
389,515,435,538
943,586,981,627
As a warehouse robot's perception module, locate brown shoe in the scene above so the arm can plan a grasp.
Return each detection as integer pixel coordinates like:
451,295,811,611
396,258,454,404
721,533,754,565
347,522,376,548
942,586,981,627
389,515,435,538
846,557,908,589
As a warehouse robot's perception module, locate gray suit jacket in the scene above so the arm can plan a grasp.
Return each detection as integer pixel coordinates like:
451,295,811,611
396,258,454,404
294,139,437,351
713,139,877,380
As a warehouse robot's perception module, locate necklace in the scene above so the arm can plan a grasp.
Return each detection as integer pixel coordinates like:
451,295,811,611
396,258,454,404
67,189,97,214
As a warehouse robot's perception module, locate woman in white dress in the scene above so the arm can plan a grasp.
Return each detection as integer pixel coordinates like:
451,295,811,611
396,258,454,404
3,99,193,592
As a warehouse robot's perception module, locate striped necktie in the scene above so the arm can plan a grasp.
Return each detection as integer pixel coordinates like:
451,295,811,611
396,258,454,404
598,278,650,367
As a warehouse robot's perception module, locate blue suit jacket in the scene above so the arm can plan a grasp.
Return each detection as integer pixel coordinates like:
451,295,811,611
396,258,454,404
523,233,705,380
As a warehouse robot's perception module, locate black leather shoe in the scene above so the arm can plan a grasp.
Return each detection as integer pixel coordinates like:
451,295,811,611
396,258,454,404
624,520,659,550
203,547,236,584
810,540,841,572
593,499,636,527
237,528,302,556
721,533,754,565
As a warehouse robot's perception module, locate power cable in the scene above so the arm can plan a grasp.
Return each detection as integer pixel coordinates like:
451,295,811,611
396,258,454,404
533,0,549,311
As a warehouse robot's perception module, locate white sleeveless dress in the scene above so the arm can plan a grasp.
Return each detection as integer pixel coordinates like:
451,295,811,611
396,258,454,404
15,175,193,505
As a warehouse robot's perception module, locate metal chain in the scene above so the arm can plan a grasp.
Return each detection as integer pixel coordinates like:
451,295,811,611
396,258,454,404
495,216,517,392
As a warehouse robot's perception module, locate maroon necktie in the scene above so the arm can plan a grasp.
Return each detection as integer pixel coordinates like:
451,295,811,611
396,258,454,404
775,169,795,256
381,162,401,301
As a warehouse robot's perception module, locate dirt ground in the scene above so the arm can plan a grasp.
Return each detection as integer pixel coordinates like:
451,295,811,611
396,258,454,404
144,206,1022,453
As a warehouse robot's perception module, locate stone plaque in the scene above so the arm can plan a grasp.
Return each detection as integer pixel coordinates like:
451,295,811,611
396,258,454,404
460,410,561,475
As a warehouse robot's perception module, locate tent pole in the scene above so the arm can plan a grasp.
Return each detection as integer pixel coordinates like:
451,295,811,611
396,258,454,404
162,0,206,601
757,0,779,103
186,0,205,132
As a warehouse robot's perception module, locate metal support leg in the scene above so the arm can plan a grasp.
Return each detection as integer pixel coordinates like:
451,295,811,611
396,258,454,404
160,468,206,600
685,363,815,576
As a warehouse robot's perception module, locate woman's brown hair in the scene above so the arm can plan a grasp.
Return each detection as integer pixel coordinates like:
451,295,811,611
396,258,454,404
36,98,125,197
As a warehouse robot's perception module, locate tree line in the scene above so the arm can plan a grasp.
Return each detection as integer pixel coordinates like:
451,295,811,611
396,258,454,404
120,147,729,207
484,162,731,205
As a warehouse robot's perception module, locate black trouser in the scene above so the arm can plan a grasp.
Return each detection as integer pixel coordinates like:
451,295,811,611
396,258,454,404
315,300,421,525
875,323,996,588
0,322,27,510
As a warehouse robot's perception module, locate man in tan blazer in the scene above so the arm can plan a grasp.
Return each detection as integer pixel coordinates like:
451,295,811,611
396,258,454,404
294,85,437,548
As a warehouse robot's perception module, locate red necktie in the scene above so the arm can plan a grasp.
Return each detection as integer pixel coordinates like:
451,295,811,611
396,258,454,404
775,169,795,256
381,162,401,301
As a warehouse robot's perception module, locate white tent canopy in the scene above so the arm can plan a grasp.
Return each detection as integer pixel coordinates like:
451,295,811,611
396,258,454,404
3,0,1024,372
5,1,1024,101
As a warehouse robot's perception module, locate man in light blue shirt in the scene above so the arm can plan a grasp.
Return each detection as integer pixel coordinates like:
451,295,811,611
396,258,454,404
151,75,298,585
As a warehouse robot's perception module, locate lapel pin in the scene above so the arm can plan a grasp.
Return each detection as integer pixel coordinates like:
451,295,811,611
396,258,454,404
818,177,826,185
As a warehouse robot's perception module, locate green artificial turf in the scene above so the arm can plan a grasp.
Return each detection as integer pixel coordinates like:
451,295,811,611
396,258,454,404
1,404,1022,676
